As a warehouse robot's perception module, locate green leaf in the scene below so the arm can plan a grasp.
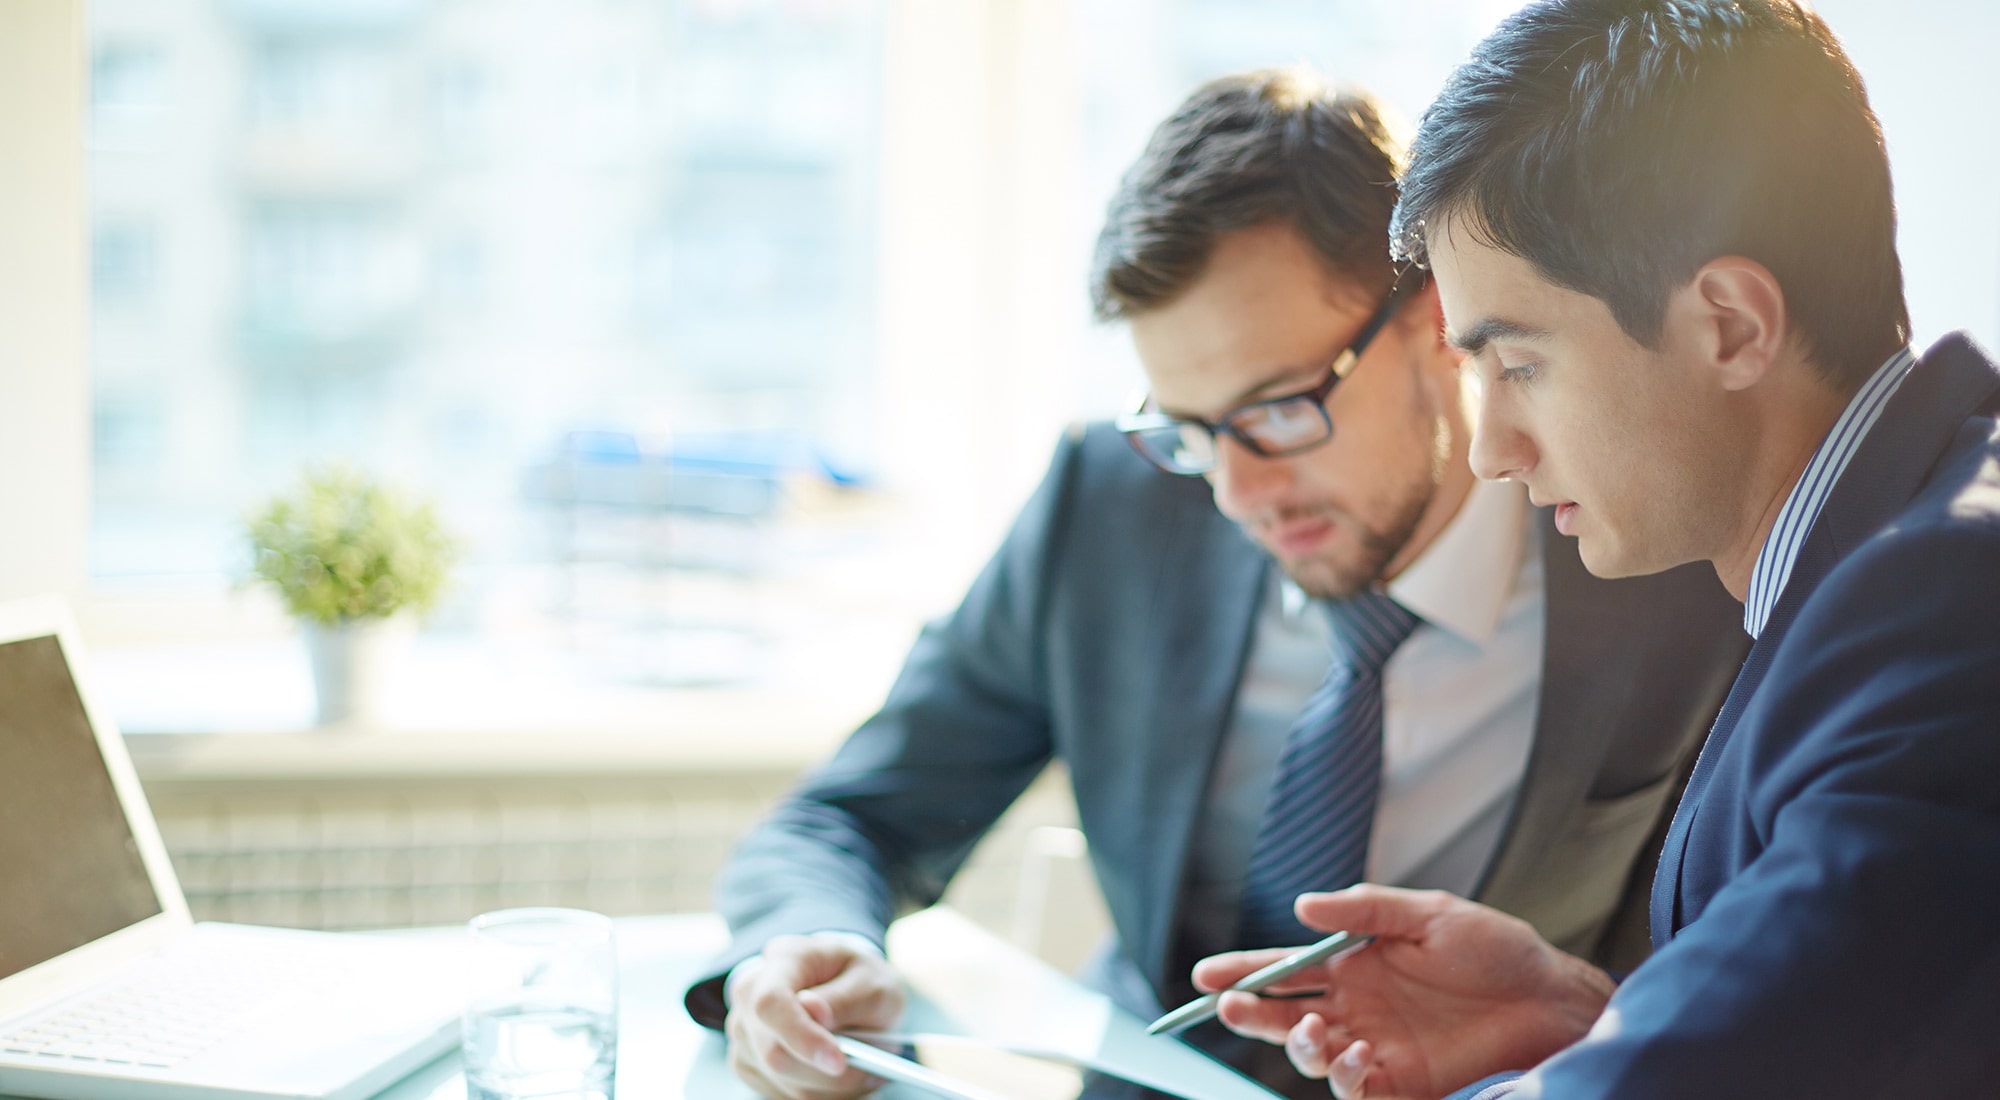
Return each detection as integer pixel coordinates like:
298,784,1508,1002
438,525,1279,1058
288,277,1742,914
242,465,458,625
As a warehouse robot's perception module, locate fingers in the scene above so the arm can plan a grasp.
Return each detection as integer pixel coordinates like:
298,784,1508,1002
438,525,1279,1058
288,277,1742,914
1253,1012,1391,1100
806,954,905,1028
1276,1016,1385,1100
1284,1012,1334,1078
1192,947,1332,995
747,974,846,1075
726,1005,877,1099
1293,883,1457,941
727,979,849,1088
1213,988,1325,1045
726,1026,878,1100
757,934,867,998
723,934,901,1100
1325,1038,1377,1100
1195,885,1463,996
797,989,836,1031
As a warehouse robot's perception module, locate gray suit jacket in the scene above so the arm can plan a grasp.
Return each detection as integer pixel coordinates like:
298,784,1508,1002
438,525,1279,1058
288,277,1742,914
685,423,1746,1097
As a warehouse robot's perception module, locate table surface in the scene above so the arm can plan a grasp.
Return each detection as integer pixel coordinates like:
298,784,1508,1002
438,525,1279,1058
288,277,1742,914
369,907,1280,1100
1,909,1277,1100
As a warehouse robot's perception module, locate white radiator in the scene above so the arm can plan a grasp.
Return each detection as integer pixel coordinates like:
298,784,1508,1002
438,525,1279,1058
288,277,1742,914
142,770,1087,947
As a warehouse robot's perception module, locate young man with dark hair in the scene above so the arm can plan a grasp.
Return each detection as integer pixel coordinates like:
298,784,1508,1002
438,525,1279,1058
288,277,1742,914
689,68,1746,1100
1198,4,2000,1098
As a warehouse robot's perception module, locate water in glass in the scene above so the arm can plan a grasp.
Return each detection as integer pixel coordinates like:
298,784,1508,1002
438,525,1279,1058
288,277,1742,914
463,1001,615,1100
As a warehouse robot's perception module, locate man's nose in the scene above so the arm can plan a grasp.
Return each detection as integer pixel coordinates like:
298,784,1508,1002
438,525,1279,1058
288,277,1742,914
1468,399,1535,483
1208,434,1296,518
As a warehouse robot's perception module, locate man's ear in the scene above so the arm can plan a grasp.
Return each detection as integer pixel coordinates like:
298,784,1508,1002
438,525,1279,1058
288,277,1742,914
1684,257,1787,392
1401,279,1464,383
1397,278,1449,348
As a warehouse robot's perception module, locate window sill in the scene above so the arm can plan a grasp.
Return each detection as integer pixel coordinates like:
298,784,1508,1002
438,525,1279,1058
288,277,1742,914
101,633,899,782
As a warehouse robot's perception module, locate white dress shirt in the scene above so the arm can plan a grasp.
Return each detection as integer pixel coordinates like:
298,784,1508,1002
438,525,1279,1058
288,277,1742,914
1178,477,1544,952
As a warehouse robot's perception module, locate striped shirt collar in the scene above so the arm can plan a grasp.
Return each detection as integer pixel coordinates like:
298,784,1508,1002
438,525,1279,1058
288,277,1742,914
1743,346,1915,637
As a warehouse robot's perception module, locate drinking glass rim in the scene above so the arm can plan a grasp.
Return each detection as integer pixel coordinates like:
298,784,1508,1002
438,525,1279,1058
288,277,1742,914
469,907,615,944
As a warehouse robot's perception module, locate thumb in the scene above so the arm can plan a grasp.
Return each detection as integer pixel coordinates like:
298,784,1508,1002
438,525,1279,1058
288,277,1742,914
1294,884,1450,942
797,988,836,1030
805,959,904,1028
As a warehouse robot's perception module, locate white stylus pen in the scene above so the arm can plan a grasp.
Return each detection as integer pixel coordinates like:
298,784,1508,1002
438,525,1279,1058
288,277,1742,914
1145,930,1373,1036
832,1035,1014,1100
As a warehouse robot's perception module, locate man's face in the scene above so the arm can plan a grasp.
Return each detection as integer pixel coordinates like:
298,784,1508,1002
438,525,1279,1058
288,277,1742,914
1426,223,1739,579
1129,223,1465,598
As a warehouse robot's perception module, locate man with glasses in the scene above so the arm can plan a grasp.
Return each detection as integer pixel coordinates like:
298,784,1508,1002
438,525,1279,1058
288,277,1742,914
1194,3,2000,1098
686,69,1746,1100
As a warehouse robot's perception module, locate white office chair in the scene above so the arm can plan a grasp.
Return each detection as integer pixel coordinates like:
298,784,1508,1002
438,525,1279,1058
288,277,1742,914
1009,825,1112,975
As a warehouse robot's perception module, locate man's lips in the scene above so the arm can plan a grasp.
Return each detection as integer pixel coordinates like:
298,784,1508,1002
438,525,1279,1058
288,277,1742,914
1528,494,1581,535
1259,516,1337,557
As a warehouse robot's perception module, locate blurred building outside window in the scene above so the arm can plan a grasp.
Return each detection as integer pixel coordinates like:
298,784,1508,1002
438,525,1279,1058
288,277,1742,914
85,0,1986,743
76,0,1563,739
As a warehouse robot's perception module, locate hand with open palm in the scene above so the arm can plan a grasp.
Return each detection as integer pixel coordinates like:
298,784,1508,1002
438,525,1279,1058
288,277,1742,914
1194,885,1615,1100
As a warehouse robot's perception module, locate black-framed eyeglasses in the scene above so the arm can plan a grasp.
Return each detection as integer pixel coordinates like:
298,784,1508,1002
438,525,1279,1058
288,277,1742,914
1117,272,1423,476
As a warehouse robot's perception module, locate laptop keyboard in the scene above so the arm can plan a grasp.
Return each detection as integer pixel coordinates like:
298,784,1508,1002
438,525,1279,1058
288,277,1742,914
0,933,403,1070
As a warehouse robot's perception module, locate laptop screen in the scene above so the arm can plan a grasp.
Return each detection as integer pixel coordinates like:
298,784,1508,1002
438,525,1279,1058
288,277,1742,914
0,634,164,982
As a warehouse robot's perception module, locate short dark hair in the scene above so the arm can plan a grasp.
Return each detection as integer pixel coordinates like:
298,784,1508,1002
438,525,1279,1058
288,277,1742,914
1389,0,1909,389
1091,68,1405,321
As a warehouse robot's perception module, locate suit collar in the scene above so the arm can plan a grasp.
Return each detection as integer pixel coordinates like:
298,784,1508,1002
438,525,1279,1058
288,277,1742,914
1130,496,1269,999
1744,346,1915,638
1651,331,2000,943
1806,333,2000,563
1758,334,2000,647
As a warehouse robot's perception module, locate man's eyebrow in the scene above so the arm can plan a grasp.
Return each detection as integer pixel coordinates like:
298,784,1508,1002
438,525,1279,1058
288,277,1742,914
1447,317,1554,355
1154,360,1328,419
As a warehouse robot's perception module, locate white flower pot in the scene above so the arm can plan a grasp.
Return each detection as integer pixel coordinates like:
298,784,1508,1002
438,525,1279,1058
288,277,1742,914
303,618,413,726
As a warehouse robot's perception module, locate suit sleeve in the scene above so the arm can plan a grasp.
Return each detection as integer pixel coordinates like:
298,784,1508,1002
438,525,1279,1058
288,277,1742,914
1504,521,2000,1097
682,429,1084,1027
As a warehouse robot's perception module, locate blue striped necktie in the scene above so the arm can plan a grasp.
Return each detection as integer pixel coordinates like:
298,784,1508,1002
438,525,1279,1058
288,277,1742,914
1237,589,1420,949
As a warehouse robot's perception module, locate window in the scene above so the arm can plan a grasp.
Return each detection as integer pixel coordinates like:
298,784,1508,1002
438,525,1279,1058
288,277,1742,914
62,0,1683,732
87,0,901,730
78,0,1996,736
89,38,168,147
91,221,158,305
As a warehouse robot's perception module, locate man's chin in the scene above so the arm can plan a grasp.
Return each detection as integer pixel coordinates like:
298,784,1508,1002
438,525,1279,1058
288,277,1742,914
1574,534,1675,581
1275,554,1377,600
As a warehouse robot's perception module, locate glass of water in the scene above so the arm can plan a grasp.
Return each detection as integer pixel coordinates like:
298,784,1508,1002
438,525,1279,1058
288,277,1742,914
463,908,618,1100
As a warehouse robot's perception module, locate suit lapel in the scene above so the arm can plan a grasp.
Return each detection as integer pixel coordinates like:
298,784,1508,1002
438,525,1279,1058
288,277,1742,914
1649,334,2000,944
1128,497,1269,996
1472,512,1624,905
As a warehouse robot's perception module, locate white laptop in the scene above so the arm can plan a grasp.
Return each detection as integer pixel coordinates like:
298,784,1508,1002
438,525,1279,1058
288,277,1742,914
0,597,490,1100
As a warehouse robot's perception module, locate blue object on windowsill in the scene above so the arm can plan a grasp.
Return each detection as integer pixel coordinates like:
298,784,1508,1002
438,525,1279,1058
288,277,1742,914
522,429,870,518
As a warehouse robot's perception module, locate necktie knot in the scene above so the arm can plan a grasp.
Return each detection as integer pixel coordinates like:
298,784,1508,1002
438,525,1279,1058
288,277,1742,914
1323,590,1420,673
1235,588,1420,949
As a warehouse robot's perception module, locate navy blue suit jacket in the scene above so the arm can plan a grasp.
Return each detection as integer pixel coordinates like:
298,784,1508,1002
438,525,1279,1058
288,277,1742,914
1460,333,2000,1099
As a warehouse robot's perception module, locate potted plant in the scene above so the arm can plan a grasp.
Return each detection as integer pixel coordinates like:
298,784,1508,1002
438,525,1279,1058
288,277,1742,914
245,466,458,726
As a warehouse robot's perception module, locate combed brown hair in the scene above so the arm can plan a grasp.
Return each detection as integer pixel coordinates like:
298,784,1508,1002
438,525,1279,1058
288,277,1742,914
1090,68,1406,321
